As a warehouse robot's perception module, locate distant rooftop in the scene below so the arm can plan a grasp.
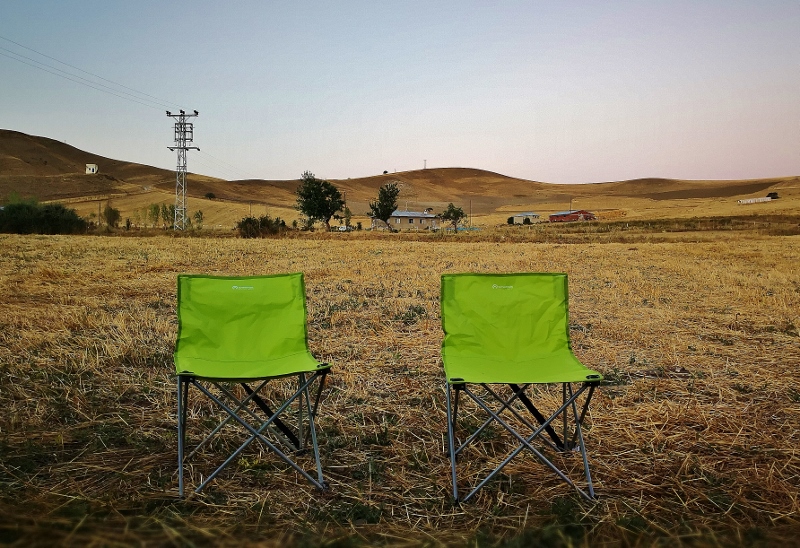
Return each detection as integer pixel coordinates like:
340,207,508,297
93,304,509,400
391,209,437,218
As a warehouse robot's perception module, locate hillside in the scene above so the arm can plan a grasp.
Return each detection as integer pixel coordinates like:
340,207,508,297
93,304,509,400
1,129,798,227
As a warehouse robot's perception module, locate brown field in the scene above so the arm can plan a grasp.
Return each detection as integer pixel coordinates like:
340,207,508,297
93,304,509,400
1,228,799,546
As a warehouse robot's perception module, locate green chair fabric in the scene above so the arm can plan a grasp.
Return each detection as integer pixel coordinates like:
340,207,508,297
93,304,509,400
441,273,602,384
441,273,602,503
175,273,327,379
174,273,330,496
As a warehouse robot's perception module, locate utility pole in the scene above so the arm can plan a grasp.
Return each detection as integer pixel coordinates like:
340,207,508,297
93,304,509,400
167,110,199,230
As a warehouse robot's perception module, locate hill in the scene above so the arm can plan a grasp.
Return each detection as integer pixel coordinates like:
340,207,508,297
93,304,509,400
1,129,798,227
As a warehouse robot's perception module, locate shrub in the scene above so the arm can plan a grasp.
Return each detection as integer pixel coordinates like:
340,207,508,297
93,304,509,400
0,201,87,234
236,215,287,238
507,216,514,225
523,217,532,225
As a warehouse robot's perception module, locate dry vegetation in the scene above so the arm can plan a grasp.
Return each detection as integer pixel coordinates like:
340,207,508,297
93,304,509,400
1,227,798,547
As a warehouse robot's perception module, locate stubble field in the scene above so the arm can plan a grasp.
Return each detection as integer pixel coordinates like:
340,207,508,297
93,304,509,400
1,230,798,546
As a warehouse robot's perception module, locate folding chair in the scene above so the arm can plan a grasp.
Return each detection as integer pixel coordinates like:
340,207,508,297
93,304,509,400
174,273,331,496
441,273,603,503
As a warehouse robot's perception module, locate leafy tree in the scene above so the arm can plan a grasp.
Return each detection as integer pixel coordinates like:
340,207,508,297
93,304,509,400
507,216,514,225
148,204,160,228
295,171,344,231
160,204,170,229
440,203,466,231
369,181,400,231
523,217,532,225
193,210,204,229
102,203,121,228
204,192,216,200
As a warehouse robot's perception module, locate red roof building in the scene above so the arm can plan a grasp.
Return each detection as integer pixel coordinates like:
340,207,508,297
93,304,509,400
549,210,596,222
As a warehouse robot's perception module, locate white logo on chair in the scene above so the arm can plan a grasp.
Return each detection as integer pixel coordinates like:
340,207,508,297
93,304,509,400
492,284,513,290
231,285,254,290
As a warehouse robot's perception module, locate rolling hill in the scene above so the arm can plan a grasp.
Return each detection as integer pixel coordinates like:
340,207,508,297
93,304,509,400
2,129,797,227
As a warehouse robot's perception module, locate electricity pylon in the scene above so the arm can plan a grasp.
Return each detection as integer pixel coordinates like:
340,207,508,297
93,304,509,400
167,110,199,230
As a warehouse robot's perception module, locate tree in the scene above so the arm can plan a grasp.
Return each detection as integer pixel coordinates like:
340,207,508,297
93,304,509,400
148,204,160,228
160,204,169,229
440,203,466,231
193,210,204,229
102,203,121,228
369,181,400,231
295,171,344,231
507,216,514,225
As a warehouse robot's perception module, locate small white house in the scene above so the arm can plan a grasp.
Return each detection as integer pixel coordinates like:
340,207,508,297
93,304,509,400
86,164,99,175
513,212,540,224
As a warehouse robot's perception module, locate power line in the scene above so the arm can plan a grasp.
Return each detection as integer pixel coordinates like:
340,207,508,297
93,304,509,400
0,46,174,110
0,50,163,110
197,150,262,180
0,34,182,109
189,155,247,181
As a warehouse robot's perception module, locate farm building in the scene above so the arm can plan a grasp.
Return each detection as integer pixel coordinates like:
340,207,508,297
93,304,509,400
385,209,439,230
549,210,596,222
512,212,540,224
738,193,779,205
85,164,98,174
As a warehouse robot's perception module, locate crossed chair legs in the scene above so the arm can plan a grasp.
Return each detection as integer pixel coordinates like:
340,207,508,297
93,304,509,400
175,374,598,501
177,370,329,497
445,381,598,503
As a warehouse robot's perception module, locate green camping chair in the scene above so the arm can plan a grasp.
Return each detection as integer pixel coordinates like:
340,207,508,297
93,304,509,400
174,273,331,496
441,273,603,503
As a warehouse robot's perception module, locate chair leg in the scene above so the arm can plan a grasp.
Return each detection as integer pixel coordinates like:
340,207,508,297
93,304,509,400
298,374,305,450
568,383,596,498
303,372,325,487
445,382,459,503
177,376,188,498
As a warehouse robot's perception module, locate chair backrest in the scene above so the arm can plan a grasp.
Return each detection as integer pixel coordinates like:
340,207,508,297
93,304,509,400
441,273,573,362
175,273,316,378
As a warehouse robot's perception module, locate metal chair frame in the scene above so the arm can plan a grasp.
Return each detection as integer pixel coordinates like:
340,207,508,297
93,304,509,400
177,370,329,496
445,380,598,503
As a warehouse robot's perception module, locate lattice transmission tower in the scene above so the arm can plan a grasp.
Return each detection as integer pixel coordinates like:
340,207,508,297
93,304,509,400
167,110,199,230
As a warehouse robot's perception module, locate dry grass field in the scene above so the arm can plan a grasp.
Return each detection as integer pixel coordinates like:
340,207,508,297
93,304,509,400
1,227,798,546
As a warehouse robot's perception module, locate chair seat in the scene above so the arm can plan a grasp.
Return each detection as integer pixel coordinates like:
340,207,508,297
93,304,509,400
443,350,603,384
176,351,329,380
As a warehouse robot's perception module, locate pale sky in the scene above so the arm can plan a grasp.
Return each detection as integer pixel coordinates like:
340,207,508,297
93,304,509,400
1,1,798,183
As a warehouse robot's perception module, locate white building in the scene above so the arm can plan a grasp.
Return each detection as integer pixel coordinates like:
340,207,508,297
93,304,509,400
385,209,439,230
512,212,540,224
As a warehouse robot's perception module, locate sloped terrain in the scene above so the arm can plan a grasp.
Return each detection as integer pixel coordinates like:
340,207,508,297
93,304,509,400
1,129,797,227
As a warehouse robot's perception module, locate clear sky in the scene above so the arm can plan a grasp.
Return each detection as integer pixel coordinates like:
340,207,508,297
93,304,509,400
1,1,798,183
